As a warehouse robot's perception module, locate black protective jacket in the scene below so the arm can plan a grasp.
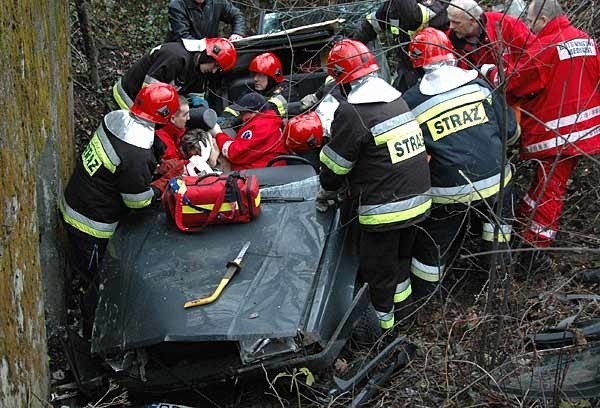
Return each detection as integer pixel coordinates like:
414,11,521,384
119,42,206,103
402,78,518,204
165,0,245,41
319,97,431,231
265,80,299,117
222,80,299,126
60,111,156,239
352,0,449,91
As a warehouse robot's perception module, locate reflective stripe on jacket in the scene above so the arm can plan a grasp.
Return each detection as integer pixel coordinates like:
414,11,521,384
403,78,517,204
319,97,431,231
117,42,206,105
507,16,600,159
353,0,449,91
61,111,157,238
224,80,299,119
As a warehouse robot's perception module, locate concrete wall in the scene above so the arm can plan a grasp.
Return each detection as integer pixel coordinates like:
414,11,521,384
0,1,72,406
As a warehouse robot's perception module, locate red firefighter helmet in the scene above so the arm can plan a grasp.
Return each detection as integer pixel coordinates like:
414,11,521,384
249,52,284,83
205,38,237,71
283,112,324,154
130,83,180,125
409,28,455,68
327,39,379,84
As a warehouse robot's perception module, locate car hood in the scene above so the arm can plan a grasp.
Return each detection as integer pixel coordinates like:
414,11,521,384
91,176,344,355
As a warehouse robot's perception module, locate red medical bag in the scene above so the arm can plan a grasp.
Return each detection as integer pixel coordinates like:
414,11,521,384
163,172,261,232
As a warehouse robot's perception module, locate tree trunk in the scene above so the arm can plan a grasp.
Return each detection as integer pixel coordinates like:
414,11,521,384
0,0,73,406
75,0,101,88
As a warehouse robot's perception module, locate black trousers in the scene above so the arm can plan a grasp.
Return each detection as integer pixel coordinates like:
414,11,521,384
358,227,417,314
63,223,108,338
411,185,514,296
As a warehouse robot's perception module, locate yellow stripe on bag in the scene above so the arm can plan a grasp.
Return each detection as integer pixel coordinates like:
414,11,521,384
182,195,261,213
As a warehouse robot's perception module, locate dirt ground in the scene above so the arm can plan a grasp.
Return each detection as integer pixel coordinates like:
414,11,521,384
48,1,600,407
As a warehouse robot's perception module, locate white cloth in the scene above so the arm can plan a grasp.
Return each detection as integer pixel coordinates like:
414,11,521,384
181,38,207,52
347,75,402,104
419,65,478,96
315,94,341,139
186,155,214,176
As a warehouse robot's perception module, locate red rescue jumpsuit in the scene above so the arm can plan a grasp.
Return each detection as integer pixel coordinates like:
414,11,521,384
215,109,289,170
507,16,600,246
448,11,535,75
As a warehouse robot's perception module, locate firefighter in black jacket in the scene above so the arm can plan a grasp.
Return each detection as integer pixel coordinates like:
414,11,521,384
165,0,246,42
113,38,236,110
352,0,449,92
222,52,299,126
318,39,432,330
60,83,180,337
402,28,518,297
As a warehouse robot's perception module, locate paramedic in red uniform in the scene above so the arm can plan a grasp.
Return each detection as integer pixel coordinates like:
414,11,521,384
213,92,288,170
505,0,600,270
446,0,535,78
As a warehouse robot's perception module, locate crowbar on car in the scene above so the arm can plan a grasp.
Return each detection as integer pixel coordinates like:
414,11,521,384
184,241,251,309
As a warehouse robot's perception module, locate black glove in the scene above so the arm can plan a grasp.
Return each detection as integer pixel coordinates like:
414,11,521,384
316,187,341,213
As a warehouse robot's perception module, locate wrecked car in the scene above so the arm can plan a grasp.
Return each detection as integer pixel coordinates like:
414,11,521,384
87,164,371,393
205,2,390,114
63,3,404,398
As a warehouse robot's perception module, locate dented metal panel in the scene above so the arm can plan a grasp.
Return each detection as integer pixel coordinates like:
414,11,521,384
92,173,356,357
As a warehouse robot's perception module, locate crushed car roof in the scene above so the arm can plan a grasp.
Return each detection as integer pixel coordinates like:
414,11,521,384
91,172,355,358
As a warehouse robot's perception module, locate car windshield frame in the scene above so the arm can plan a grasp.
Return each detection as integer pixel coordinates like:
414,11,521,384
259,2,382,35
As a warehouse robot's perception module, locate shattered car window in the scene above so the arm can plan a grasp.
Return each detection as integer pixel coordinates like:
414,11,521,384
261,2,382,35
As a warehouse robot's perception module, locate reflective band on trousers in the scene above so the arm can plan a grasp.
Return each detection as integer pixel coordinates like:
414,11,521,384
376,309,395,329
121,188,154,209
394,278,412,303
529,220,557,239
523,124,600,154
430,165,512,204
411,258,442,282
358,194,431,225
113,79,134,110
59,195,118,239
319,145,355,175
482,223,512,243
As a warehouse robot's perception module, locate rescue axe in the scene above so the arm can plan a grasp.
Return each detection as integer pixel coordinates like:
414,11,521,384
184,241,251,308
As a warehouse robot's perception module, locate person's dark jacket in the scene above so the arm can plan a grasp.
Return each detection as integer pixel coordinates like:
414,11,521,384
352,0,449,92
166,0,245,41
118,42,205,104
